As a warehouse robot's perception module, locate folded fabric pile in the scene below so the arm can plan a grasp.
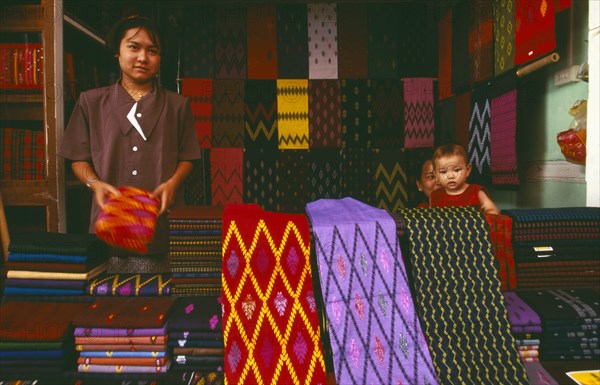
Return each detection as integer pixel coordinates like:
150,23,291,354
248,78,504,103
168,296,224,375
486,214,517,290
72,297,174,375
86,273,171,297
0,301,89,381
516,288,600,361
503,207,600,290
4,232,108,298
168,206,223,296
504,291,542,362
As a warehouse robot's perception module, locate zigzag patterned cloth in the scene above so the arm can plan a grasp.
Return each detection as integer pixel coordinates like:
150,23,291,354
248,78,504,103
210,148,243,206
182,78,212,149
396,206,529,385
493,0,515,75
306,198,439,385
374,148,409,212
276,4,308,79
215,5,246,79
86,273,171,296
221,204,328,385
309,80,342,148
372,79,404,148
246,4,277,79
213,79,244,147
469,82,492,185
244,79,278,152
337,3,368,78
403,78,434,149
308,3,338,79
341,79,372,149
277,79,309,149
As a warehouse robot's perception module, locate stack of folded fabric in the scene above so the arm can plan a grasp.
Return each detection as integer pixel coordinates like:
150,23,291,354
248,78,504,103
85,273,172,297
167,296,224,375
516,288,600,361
168,206,223,297
504,291,542,363
502,207,600,290
0,301,89,381
3,232,108,298
72,297,175,375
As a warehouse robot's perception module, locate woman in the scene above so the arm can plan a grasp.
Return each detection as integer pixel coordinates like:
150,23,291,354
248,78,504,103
59,15,201,272
415,159,441,208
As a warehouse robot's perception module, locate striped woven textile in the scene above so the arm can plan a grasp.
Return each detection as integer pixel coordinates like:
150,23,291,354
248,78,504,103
306,198,439,385
396,206,529,385
221,204,327,385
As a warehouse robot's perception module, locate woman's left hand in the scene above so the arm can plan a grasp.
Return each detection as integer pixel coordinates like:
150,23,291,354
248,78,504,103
152,180,175,215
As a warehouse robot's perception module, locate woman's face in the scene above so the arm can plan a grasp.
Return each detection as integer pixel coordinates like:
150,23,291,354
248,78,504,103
417,160,440,198
117,27,161,87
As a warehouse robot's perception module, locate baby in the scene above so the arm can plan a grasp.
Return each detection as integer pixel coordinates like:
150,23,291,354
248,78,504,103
429,143,499,215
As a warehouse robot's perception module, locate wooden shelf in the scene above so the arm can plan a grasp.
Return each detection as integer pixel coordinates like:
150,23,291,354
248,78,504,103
0,5,44,31
0,180,53,206
0,93,44,104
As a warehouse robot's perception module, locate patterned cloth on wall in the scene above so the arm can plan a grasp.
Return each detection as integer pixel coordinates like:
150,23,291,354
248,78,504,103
212,79,244,148
372,79,404,148
469,0,494,85
455,91,472,149
215,5,246,79
244,79,278,152
403,78,435,149
244,149,280,212
493,0,516,75
277,79,309,149
341,79,372,149
278,150,310,214
397,3,438,77
515,0,556,65
342,147,375,205
373,148,409,212
308,3,338,79
221,204,328,385
246,4,277,79
182,78,212,149
309,79,342,148
276,4,308,79
308,148,343,202
396,207,529,385
468,82,492,185
438,9,453,100
210,148,243,206
184,150,211,206
367,3,400,79
452,0,471,94
337,3,368,79
306,198,439,385
490,73,519,185
435,97,456,147
181,5,215,78
1,126,45,180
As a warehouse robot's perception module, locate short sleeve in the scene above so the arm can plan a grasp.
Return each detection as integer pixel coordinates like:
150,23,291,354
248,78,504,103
58,93,92,161
177,98,202,161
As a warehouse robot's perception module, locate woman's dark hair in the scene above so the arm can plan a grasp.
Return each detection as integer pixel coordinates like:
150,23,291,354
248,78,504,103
105,15,162,56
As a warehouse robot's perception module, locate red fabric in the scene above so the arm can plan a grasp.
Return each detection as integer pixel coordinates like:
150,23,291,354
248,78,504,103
438,9,453,100
181,78,212,148
430,184,483,210
454,91,472,149
221,204,327,385
515,0,556,65
247,4,278,79
95,186,159,254
210,148,243,206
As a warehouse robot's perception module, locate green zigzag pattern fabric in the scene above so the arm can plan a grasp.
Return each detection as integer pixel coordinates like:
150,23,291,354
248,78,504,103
244,80,278,153
374,148,408,212
396,206,529,385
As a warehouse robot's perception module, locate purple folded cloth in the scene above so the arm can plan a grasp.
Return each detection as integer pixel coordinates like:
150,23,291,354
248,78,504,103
74,324,167,337
504,291,542,327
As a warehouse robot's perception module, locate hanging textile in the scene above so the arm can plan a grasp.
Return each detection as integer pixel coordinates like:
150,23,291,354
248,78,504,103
341,147,375,206
452,0,471,93
278,150,310,214
244,149,280,212
210,148,243,206
341,79,372,149
403,78,435,149
435,97,456,147
181,5,215,78
337,3,368,79
515,0,556,65
277,79,309,149
469,0,494,84
247,4,277,79
308,148,343,201
372,79,404,148
368,3,400,79
309,79,342,148
397,3,438,77
212,79,244,148
468,82,492,185
374,148,409,212
221,204,328,385
183,149,211,206
308,3,338,79
244,79,278,152
438,9,453,100
493,0,516,75
181,78,212,149
396,206,529,385
306,198,439,385
276,4,308,79
215,5,246,79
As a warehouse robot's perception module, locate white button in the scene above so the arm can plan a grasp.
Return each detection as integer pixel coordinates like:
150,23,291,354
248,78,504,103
136,112,142,117
132,170,138,176
132,146,138,151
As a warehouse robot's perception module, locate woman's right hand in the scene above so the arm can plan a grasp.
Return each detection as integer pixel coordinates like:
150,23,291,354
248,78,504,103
89,180,121,208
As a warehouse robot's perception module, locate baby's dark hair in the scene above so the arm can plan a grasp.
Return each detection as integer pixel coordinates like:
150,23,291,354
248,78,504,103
432,143,469,168
105,15,162,56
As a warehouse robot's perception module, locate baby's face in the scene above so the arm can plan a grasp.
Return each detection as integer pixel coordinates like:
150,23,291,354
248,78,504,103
434,154,471,193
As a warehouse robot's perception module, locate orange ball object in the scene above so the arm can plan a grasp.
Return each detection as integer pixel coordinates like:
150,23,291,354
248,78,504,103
557,128,586,164
95,186,160,254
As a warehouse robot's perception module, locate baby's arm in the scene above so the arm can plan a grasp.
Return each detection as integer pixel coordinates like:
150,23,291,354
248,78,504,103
478,190,500,215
